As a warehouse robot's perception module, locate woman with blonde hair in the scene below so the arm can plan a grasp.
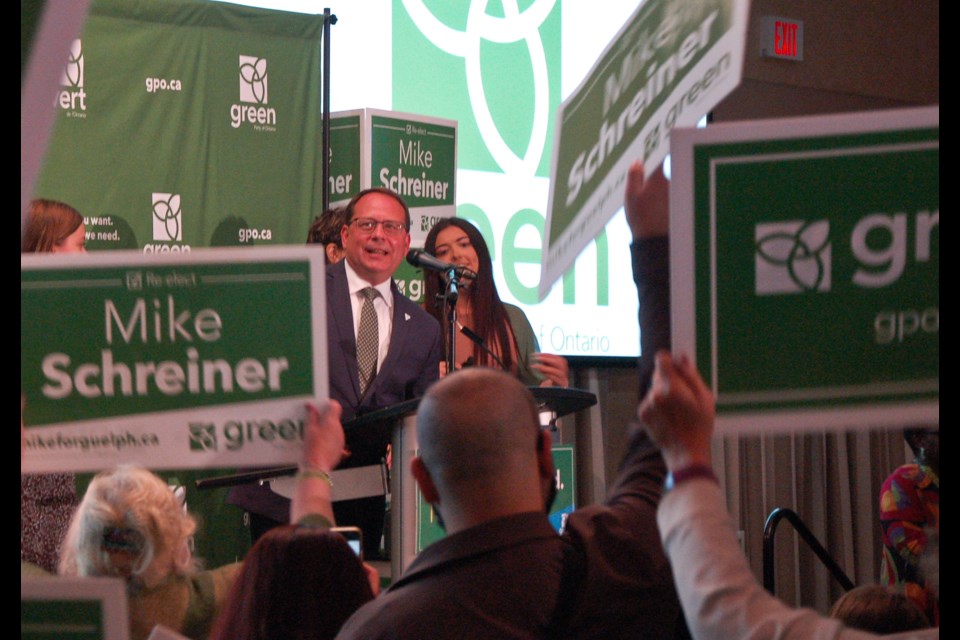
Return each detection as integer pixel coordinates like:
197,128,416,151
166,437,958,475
59,464,240,640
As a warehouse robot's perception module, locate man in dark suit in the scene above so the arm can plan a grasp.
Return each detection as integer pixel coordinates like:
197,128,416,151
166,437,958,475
326,188,441,422
228,188,441,557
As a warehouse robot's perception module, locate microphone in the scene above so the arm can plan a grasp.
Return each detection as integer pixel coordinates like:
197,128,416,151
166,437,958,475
406,249,477,279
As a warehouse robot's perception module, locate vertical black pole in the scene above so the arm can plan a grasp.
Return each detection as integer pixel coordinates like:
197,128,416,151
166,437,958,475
443,271,462,374
321,8,336,213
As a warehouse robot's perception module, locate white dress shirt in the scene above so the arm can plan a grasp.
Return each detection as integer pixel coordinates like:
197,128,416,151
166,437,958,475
343,259,394,374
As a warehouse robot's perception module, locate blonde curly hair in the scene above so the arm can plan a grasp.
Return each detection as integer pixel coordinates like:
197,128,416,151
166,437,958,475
58,464,198,588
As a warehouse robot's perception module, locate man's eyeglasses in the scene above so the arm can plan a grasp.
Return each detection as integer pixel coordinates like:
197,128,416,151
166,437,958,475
351,218,408,236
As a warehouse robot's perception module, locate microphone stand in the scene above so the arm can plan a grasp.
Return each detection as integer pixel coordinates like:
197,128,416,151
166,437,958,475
442,267,462,375
459,324,559,433
459,324,506,369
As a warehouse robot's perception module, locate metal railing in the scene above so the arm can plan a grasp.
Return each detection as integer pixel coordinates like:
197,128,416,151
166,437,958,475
762,507,855,595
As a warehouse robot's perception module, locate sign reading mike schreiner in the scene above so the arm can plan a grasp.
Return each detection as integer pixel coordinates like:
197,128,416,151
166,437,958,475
21,247,327,472
540,0,749,299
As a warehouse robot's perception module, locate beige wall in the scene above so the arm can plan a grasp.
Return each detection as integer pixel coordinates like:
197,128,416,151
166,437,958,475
716,0,939,121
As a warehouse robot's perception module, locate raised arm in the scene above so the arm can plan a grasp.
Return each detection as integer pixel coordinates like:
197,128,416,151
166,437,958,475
558,161,688,638
626,160,672,399
640,353,874,640
290,400,345,526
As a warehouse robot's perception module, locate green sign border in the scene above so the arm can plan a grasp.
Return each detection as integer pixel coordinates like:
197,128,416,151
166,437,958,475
670,107,939,434
21,247,328,473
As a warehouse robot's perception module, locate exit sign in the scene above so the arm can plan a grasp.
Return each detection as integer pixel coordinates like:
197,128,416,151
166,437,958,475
761,16,804,61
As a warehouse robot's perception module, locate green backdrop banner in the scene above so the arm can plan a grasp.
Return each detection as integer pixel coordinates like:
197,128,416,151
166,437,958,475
35,0,324,252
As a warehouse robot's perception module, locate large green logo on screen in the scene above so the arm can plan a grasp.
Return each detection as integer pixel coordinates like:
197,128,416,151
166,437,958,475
393,0,561,177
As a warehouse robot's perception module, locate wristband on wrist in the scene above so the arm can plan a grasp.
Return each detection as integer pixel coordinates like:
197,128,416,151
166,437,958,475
664,464,717,491
296,513,333,529
296,466,334,486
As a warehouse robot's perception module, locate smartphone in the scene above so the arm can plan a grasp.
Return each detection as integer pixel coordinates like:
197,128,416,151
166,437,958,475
331,526,363,561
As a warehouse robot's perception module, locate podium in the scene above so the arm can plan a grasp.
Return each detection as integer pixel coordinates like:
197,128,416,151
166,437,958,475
390,386,595,574
197,386,596,578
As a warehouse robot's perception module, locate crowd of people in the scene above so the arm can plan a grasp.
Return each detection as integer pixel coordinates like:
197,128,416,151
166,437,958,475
22,161,938,639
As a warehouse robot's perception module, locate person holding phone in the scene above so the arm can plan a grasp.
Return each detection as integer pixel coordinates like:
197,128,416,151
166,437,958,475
211,400,380,640
209,524,376,640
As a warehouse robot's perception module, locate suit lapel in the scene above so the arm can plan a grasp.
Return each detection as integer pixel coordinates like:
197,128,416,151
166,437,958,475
327,262,362,406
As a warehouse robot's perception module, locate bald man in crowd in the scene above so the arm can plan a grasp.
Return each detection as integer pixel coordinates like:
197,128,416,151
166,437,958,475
337,161,689,639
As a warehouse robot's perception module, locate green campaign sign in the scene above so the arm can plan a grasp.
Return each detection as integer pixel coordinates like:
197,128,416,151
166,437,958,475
371,113,457,209
21,247,327,472
327,113,363,206
327,108,459,302
21,599,105,640
21,577,128,640
329,108,458,248
670,107,939,433
541,0,749,300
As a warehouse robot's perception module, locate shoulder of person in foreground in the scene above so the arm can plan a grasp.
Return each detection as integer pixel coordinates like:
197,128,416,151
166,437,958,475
21,559,53,578
128,561,242,640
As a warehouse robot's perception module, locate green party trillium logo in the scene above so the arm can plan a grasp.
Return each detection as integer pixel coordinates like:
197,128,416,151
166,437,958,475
60,39,83,89
152,193,183,242
56,39,87,113
393,0,561,177
239,55,268,104
754,220,832,295
189,422,217,452
231,55,277,130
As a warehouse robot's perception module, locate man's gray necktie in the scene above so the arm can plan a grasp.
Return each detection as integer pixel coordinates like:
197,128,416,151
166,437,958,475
357,287,380,396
